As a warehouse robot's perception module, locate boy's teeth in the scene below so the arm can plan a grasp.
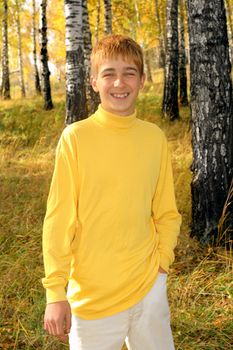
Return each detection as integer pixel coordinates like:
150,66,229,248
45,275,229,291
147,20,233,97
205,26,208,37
112,93,129,98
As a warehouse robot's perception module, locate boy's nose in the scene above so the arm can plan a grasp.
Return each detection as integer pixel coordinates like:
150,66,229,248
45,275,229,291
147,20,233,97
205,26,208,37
114,78,124,87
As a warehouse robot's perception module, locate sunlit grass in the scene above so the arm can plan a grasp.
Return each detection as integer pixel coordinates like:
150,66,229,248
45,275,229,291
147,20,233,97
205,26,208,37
0,83,232,349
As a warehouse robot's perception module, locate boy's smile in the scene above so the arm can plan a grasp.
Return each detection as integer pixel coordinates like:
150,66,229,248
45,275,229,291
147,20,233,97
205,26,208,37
91,58,145,116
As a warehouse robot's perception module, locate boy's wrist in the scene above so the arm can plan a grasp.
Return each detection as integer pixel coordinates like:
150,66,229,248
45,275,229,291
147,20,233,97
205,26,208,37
158,266,167,274
46,285,67,304
159,251,172,273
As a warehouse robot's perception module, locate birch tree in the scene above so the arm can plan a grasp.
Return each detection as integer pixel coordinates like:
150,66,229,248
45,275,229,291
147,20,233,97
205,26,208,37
82,0,100,114
162,0,179,120
40,0,53,109
1,0,11,99
95,0,101,43
225,0,233,62
32,0,41,94
145,50,153,82
104,0,112,35
134,0,153,83
187,0,233,244
15,0,26,97
154,0,165,67
65,0,87,124
178,0,188,106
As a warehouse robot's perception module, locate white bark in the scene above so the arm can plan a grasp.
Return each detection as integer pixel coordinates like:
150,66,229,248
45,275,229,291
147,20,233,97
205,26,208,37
1,0,11,99
154,0,165,67
65,1,83,51
104,0,112,35
187,0,233,244
65,0,87,123
82,0,100,114
15,0,26,97
32,0,41,94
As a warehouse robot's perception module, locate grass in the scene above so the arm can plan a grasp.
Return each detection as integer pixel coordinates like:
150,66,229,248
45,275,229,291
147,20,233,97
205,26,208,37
0,86,232,350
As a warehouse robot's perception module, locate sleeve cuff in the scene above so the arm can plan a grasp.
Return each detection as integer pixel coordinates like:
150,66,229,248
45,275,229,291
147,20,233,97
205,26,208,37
159,253,171,273
46,285,67,304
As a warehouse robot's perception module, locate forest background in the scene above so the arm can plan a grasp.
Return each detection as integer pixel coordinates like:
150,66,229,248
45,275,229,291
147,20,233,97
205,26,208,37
0,0,233,349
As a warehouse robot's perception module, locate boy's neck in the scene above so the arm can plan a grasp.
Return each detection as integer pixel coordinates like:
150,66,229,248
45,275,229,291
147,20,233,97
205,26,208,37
100,104,136,117
91,104,137,130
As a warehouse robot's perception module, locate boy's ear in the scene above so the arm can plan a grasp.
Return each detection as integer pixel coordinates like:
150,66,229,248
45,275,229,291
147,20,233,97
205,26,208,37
91,75,99,92
140,73,146,89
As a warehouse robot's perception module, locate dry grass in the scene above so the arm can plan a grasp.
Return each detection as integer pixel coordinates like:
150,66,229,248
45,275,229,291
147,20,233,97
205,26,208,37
0,87,232,349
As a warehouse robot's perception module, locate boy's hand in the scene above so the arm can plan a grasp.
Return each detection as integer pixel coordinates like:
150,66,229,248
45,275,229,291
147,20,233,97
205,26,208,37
44,300,71,343
158,266,167,274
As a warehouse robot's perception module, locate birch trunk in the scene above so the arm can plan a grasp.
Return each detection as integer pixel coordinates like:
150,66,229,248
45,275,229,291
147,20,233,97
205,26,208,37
104,0,112,35
145,50,153,82
15,0,26,97
32,0,41,95
40,0,53,110
154,0,165,68
187,0,233,244
134,0,153,83
225,0,233,62
178,0,188,106
1,0,11,100
95,0,101,43
82,0,100,114
162,0,179,120
65,0,87,124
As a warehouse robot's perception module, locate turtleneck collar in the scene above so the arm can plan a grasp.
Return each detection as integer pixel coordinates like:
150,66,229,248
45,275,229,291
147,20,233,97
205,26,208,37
91,105,137,130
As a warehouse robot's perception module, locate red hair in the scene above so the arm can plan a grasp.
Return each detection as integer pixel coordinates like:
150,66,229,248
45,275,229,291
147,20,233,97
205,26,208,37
91,34,144,76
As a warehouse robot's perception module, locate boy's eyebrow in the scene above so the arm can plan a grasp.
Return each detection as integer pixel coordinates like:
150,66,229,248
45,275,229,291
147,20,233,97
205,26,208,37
100,68,115,74
100,67,138,74
124,67,138,72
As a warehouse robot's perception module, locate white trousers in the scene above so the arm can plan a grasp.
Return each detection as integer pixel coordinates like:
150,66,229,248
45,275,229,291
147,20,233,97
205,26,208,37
69,273,175,350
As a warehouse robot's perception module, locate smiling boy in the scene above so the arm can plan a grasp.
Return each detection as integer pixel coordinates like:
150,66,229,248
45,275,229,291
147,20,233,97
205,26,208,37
92,60,144,116
42,35,181,350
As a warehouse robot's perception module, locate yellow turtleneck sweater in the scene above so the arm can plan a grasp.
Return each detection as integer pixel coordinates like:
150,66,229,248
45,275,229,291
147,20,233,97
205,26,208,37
42,105,181,320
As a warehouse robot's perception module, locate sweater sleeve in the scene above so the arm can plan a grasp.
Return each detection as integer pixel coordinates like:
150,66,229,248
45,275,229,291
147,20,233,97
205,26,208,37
42,126,79,304
152,134,181,273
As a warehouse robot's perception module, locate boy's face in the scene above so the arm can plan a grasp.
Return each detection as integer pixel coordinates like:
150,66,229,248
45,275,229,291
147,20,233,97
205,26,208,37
91,57,145,116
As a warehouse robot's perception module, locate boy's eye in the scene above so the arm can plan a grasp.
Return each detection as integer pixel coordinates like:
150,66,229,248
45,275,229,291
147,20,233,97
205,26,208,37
125,72,136,77
103,74,114,78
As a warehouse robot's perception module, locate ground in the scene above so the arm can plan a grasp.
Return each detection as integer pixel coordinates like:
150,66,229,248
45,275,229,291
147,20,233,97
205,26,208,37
0,85,232,349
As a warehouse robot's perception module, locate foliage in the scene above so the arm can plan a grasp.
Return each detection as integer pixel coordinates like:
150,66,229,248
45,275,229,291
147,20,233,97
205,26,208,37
0,80,232,349
0,0,232,98
0,0,182,97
